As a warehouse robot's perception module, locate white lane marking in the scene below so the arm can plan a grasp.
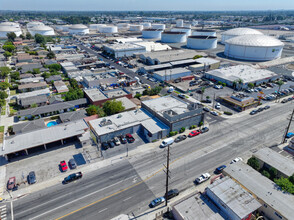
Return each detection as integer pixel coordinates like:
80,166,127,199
279,150,283,153
11,200,14,220
0,205,6,209
1,214,7,218
123,197,132,202
98,208,108,213
1,207,6,211
29,174,137,220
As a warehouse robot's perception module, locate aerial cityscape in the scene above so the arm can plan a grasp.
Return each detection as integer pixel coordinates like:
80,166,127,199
0,1,294,220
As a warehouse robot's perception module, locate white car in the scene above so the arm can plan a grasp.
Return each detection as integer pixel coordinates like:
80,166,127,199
114,137,120,146
210,111,218,116
215,103,221,109
195,173,211,184
230,157,243,164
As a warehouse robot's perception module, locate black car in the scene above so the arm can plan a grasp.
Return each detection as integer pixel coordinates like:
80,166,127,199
250,110,257,115
263,105,270,110
108,141,115,148
69,158,77,169
178,94,185,99
257,107,264,112
174,135,187,143
165,189,179,200
281,99,288,103
27,171,36,184
101,142,109,150
119,135,127,144
63,172,83,184
201,127,209,133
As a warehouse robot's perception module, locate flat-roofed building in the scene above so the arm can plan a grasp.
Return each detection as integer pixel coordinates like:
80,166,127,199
103,43,146,58
153,67,192,82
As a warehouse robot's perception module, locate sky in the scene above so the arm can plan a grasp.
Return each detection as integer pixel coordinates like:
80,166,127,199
1,0,294,11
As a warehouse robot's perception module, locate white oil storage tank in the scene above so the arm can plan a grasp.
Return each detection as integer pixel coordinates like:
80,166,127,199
161,31,187,43
221,28,263,44
192,29,216,37
171,27,191,36
142,29,163,39
0,26,22,37
89,24,106,31
69,24,89,35
27,21,44,29
117,23,130,29
151,24,165,30
29,25,55,36
141,23,151,29
99,26,118,33
176,19,183,27
187,36,217,50
129,25,143,32
224,34,284,61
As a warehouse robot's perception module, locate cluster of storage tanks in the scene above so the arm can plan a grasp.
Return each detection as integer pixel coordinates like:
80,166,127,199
27,21,55,36
0,22,22,38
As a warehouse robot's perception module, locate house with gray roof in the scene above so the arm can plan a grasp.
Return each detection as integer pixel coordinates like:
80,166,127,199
48,95,63,104
12,119,46,134
18,94,48,108
18,82,48,93
59,109,87,123
45,75,62,83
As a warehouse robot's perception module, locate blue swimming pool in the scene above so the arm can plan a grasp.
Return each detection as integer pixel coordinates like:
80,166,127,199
47,121,58,127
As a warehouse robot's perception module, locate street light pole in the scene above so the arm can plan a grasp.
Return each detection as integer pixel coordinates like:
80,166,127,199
282,108,294,144
165,144,170,207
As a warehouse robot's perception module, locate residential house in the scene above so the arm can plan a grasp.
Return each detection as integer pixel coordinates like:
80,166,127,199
18,82,48,93
48,95,63,104
54,81,69,93
18,94,48,108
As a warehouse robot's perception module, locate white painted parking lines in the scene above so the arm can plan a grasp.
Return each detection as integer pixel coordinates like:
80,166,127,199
0,205,6,209
98,208,107,213
0,204,7,220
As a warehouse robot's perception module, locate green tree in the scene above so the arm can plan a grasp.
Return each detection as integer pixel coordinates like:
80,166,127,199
289,174,294,184
32,68,40,75
103,99,125,116
2,44,16,52
0,67,11,77
35,34,46,44
261,170,270,178
10,71,20,81
6,32,17,41
86,105,105,117
26,32,33,40
41,72,51,79
30,103,38,108
274,177,294,194
19,34,25,40
0,91,8,99
248,83,254,89
47,51,56,59
134,93,142,99
3,51,12,59
269,167,278,180
201,87,205,101
47,64,61,72
237,78,243,90
193,55,203,59
0,99,5,107
64,88,84,101
0,82,11,90
247,157,260,170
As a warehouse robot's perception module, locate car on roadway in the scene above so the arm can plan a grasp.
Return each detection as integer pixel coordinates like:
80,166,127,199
149,197,165,208
286,132,294,138
195,173,211,184
203,107,210,112
113,137,120,146
174,135,187,143
101,142,109,150
210,111,218,116
7,177,16,190
257,107,264,112
27,171,36,184
126,133,135,143
119,135,127,144
214,85,223,89
263,105,270,110
281,99,288,103
178,94,185,99
165,189,179,200
215,103,221,109
188,130,201,137
108,141,115,148
250,110,257,115
201,127,209,133
63,172,83,184
60,161,68,172
69,158,77,169
214,165,227,174
230,157,243,164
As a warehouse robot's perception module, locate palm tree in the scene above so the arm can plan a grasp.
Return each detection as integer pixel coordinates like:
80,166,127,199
275,80,284,102
248,83,254,89
232,80,237,90
201,87,205,101
237,78,243,91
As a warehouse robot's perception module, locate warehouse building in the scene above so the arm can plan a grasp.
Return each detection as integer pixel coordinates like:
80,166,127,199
153,67,192,82
205,65,278,89
142,95,204,131
103,43,146,58
206,177,261,220
224,162,294,220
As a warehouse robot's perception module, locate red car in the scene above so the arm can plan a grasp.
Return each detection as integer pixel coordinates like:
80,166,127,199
7,177,16,190
60,161,68,172
188,130,201,137
125,133,135,143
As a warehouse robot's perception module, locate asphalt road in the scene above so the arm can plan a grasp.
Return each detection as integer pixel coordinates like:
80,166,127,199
76,43,157,87
7,101,293,220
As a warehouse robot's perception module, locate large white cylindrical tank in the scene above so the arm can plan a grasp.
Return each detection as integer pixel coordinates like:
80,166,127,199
0,22,20,28
29,25,55,36
187,36,217,50
161,31,187,43
0,26,22,37
152,24,166,30
27,21,44,29
99,26,118,33
69,24,89,35
89,24,106,31
60,25,70,32
176,19,183,27
224,35,284,61
142,29,163,39
221,28,263,44
171,27,191,36
129,25,143,31
141,22,151,28
117,23,130,29
192,29,216,37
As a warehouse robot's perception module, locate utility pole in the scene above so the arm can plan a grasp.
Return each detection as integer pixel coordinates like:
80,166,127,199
282,108,294,144
164,144,171,207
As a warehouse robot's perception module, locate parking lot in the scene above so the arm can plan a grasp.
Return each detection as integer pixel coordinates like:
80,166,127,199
5,141,100,189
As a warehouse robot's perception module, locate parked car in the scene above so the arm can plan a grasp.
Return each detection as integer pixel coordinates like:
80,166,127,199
113,137,120,146
178,94,185,99
195,173,211,184
214,85,223,89
28,171,36,184
60,161,68,172
230,157,243,164
108,141,115,148
203,107,210,112
160,137,174,148
286,132,294,138
119,135,127,144
7,177,16,190
69,158,77,169
263,105,270,110
174,135,187,143
214,165,227,174
250,110,257,115
257,107,264,112
188,130,201,137
149,197,165,208
165,189,179,200
126,133,135,143
101,142,109,150
201,127,209,133
215,103,221,109
210,111,218,116
63,172,83,184
281,99,288,103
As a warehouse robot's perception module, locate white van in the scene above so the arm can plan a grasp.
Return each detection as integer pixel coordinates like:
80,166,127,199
160,137,174,148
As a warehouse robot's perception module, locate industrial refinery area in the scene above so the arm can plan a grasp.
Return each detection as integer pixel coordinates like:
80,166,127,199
0,10,294,220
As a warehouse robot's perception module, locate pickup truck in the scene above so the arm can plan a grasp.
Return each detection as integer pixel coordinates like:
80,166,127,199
63,172,83,184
